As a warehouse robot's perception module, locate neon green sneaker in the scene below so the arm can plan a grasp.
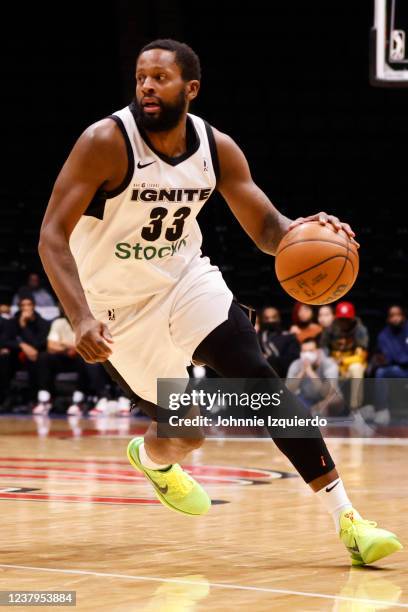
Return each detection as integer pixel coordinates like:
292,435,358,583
340,509,403,566
127,437,211,516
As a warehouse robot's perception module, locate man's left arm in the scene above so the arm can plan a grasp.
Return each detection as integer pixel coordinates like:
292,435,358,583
214,129,358,255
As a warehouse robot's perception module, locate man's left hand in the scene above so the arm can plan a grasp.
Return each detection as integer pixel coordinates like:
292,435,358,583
288,212,359,248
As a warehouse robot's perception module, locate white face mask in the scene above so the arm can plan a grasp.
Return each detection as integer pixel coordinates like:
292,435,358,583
301,350,318,364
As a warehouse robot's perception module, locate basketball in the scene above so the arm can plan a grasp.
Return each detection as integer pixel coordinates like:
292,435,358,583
275,221,359,305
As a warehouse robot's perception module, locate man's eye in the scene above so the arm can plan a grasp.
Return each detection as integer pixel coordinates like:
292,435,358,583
157,74,166,80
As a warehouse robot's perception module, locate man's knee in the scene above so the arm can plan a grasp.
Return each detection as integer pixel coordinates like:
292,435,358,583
347,363,365,378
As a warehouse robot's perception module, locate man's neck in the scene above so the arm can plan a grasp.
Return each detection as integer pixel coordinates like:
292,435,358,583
145,117,188,158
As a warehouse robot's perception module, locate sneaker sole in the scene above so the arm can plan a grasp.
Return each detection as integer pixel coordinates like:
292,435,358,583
126,437,208,516
361,537,403,565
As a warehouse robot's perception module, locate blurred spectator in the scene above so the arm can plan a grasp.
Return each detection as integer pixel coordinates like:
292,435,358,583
0,304,11,319
290,302,322,343
320,301,369,412
0,315,11,405
318,305,335,330
286,338,343,416
12,272,55,308
33,310,111,416
0,295,49,403
257,306,300,377
372,305,408,424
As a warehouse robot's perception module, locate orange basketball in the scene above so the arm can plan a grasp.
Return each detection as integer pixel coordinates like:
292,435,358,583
275,221,359,305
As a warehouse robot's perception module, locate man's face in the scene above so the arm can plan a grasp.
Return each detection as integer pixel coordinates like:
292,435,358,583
388,306,405,327
298,304,313,323
301,341,319,364
19,299,34,317
318,306,334,328
261,307,280,325
135,49,199,132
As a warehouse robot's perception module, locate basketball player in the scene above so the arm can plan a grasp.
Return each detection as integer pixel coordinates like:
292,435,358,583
39,39,401,565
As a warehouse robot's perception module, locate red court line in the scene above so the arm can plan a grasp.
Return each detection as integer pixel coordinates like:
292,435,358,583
0,457,132,464
0,458,274,479
4,428,147,438
0,464,145,476
0,471,142,483
0,469,246,485
0,491,160,505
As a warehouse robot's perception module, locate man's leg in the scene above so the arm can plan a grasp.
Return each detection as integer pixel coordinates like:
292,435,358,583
193,301,402,564
346,362,366,411
0,352,11,405
374,364,408,424
194,303,337,491
103,360,210,516
37,352,59,396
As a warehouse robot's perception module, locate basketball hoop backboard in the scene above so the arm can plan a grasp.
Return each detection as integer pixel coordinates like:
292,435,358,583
370,0,408,86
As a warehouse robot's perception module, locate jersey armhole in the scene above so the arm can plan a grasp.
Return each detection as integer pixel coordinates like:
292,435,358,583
83,115,134,220
203,120,220,186
103,115,134,199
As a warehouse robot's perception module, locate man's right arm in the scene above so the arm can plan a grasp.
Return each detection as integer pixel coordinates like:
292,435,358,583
38,118,126,362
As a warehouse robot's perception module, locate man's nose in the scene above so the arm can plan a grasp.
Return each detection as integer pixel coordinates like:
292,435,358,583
141,76,156,92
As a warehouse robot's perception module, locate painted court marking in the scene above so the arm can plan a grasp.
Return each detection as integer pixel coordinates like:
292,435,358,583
0,564,406,607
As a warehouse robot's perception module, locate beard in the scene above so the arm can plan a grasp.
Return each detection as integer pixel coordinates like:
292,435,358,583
133,90,187,132
390,321,404,332
261,322,281,333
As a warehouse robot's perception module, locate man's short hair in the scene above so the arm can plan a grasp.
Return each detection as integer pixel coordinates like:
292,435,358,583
137,38,201,81
301,337,317,347
18,291,35,305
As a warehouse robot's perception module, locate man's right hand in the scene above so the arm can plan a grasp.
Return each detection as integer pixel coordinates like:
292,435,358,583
74,317,113,363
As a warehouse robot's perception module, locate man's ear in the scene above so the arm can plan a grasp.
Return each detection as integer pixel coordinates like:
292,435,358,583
186,80,200,102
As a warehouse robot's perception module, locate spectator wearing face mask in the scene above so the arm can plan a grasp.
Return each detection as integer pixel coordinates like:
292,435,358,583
286,338,342,416
318,305,335,330
257,306,300,378
320,301,369,412
370,305,408,424
290,303,322,344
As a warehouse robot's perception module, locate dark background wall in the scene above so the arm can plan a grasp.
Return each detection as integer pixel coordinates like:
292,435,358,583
1,1,407,340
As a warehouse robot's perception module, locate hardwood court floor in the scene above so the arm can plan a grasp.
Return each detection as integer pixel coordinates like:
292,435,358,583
0,415,406,611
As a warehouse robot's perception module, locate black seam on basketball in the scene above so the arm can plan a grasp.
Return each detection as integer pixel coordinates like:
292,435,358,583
313,245,350,301
347,248,358,278
277,237,350,257
278,255,346,283
282,254,353,302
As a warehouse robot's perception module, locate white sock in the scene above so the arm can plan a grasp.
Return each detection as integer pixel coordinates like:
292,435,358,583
38,389,51,403
139,442,170,471
316,478,359,533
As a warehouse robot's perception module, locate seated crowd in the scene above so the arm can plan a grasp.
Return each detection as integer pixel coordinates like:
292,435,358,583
0,273,131,416
1,272,407,422
257,301,408,423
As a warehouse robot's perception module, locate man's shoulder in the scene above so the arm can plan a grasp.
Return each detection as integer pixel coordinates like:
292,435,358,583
378,326,388,340
320,354,338,369
287,357,302,373
50,316,65,328
82,117,123,146
33,311,49,324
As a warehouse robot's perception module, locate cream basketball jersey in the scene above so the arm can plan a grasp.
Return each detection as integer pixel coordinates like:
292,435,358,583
69,101,220,307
